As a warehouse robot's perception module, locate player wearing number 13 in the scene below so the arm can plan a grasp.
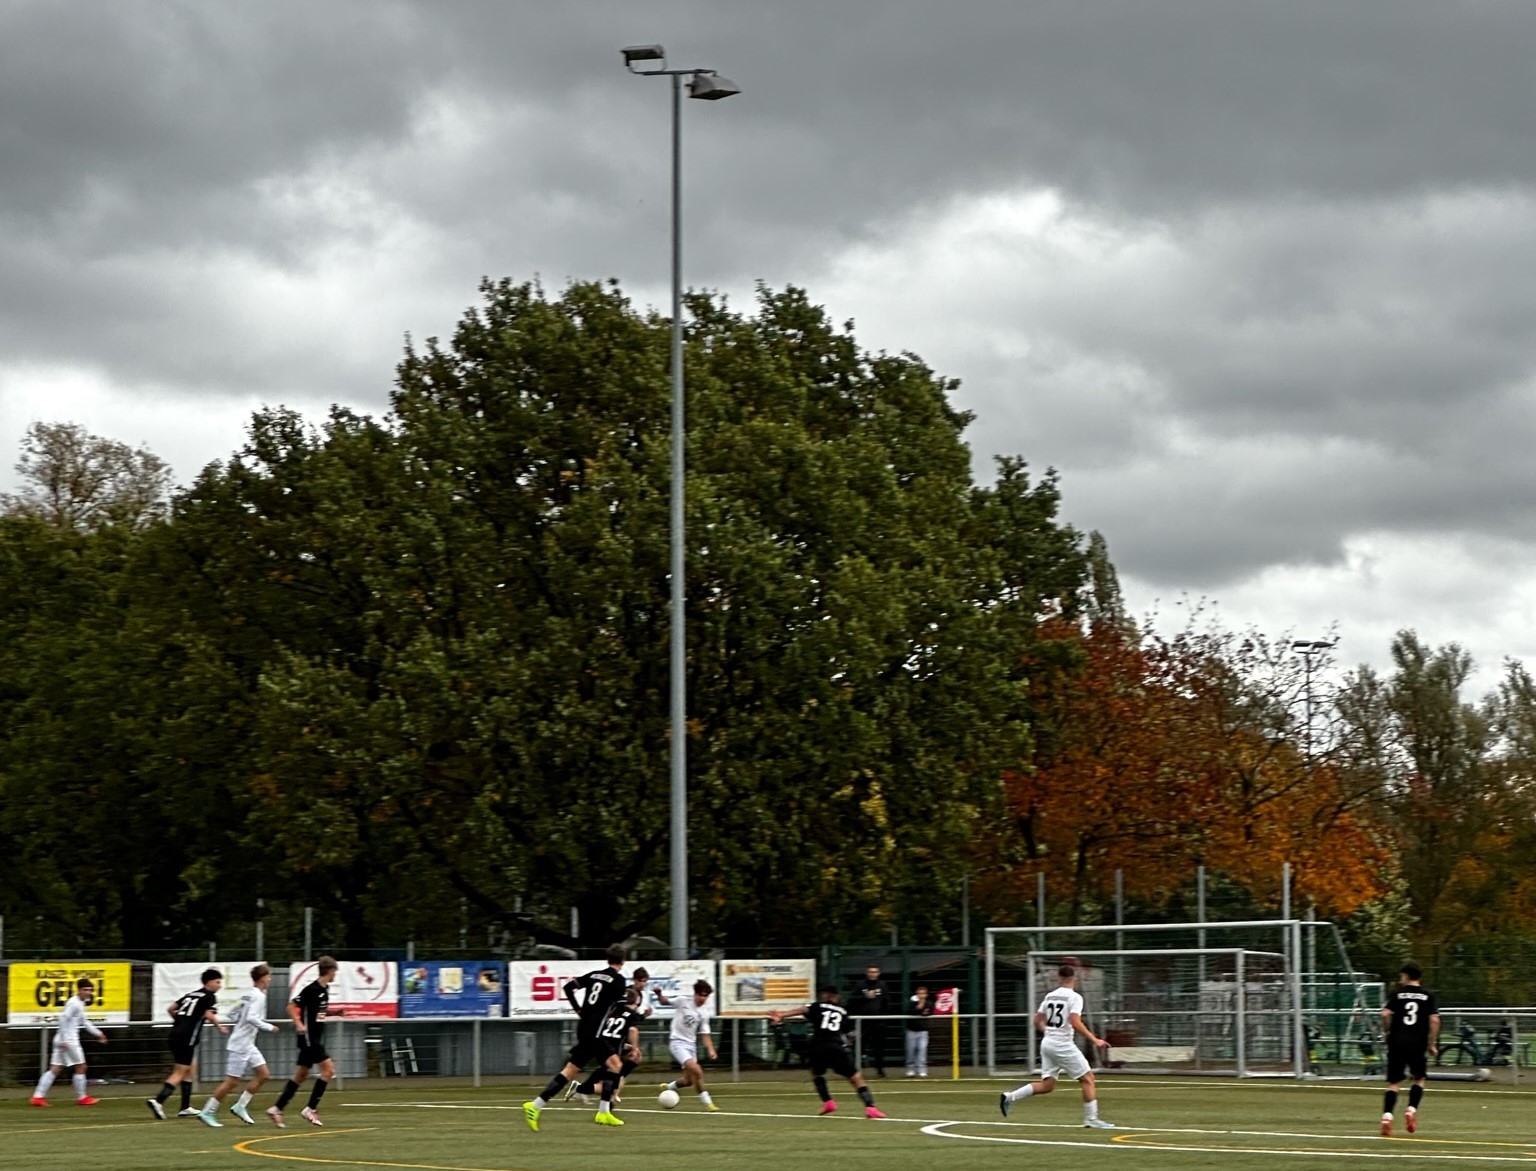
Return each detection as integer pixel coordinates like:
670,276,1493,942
1380,962,1439,1138
1000,965,1114,1128
769,987,886,1119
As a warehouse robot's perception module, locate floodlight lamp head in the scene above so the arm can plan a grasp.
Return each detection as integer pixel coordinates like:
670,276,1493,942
688,71,741,100
622,44,667,71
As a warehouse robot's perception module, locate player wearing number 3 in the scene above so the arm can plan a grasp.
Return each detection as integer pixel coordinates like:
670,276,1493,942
999,964,1114,1129
1380,961,1439,1137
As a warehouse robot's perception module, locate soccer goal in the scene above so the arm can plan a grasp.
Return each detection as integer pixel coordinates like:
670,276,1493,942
986,919,1318,1079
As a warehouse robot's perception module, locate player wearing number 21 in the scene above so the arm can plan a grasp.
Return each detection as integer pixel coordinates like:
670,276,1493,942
999,965,1114,1129
1380,961,1439,1138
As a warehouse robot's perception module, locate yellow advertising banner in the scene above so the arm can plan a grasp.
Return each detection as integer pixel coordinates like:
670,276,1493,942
6,961,132,1024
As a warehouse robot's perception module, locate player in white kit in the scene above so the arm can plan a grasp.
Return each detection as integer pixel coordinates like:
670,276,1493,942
999,964,1114,1128
660,979,720,1110
30,978,108,1106
199,964,278,1128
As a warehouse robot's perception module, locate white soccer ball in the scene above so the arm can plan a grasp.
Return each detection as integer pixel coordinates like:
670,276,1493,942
658,1089,681,1109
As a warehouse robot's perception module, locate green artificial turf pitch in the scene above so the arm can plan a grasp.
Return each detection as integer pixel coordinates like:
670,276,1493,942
5,1076,1536,1170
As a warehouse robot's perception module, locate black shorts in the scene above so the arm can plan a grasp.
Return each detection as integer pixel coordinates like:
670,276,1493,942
809,1043,858,1080
169,1040,198,1067
566,1036,621,1070
1387,1045,1427,1084
296,1041,330,1069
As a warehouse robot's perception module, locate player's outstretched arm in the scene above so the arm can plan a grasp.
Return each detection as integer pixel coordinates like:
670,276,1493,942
769,1006,809,1024
1070,1013,1107,1049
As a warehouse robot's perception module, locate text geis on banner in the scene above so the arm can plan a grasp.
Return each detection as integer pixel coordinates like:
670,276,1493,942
399,961,507,1018
7,962,132,1024
288,961,399,1019
717,959,817,1017
507,960,717,1019
152,962,261,1023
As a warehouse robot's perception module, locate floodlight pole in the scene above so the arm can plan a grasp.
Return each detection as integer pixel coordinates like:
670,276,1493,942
623,46,739,960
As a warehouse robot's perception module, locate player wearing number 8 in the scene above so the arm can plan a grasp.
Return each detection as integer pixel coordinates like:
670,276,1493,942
1380,962,1440,1138
999,965,1114,1128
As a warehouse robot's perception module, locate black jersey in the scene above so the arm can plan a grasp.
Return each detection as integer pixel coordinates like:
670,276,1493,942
564,968,626,1034
805,1001,854,1046
852,978,886,1016
169,989,219,1046
293,979,331,1042
1385,985,1438,1049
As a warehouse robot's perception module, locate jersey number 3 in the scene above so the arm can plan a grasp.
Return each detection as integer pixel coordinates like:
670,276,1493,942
1403,1002,1419,1026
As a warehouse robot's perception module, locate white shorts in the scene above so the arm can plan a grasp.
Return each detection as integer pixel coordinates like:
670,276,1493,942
669,1039,698,1067
1040,1038,1091,1081
226,1048,266,1079
51,1040,86,1068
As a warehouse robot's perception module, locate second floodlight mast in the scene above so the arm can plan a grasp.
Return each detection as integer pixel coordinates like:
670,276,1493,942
621,45,740,962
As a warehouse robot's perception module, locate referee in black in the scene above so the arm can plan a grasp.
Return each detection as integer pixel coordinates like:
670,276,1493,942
1380,961,1439,1137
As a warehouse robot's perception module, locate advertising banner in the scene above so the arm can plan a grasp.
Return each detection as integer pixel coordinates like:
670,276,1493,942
506,959,717,1019
288,960,398,1019
399,960,507,1018
933,987,960,1014
7,961,132,1025
717,958,817,1016
152,962,262,1022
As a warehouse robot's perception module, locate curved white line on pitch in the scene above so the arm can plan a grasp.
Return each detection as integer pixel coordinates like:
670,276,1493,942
920,1122,1536,1164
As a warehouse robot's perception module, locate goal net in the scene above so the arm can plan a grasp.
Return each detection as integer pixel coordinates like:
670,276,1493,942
986,920,1317,1078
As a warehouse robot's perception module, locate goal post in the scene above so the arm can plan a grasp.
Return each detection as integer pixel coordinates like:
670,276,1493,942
986,919,1314,1079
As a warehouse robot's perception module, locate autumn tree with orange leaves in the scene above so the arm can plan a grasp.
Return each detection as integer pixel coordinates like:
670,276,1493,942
1002,613,1388,921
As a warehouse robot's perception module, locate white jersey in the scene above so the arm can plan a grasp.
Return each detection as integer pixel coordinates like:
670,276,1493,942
670,999,711,1044
227,986,276,1050
55,996,104,1046
1037,986,1084,1043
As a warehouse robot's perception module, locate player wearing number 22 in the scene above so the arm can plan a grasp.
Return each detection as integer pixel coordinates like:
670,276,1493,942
523,944,631,1130
1380,961,1440,1138
1000,964,1114,1128
770,986,886,1119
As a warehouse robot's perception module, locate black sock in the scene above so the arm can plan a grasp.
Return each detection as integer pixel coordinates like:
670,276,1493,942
574,1075,597,1095
180,1082,193,1110
857,1085,875,1108
619,1058,637,1078
276,1080,301,1110
155,1082,176,1104
600,1073,619,1107
306,1080,329,1111
1409,1085,1423,1109
538,1072,569,1102
1384,1089,1398,1115
813,1075,831,1102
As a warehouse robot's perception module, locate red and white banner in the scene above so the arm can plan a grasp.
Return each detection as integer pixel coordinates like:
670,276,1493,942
507,960,716,1019
288,961,398,1019
934,987,960,1014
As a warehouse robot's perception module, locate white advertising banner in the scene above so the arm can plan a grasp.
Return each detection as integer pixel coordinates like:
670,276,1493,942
152,962,263,1022
288,960,399,1019
717,958,817,1016
507,959,717,1019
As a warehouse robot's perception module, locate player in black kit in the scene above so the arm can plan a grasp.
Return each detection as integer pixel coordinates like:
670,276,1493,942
1380,961,1439,1137
522,944,628,1131
268,956,339,1128
147,969,228,1119
770,986,886,1119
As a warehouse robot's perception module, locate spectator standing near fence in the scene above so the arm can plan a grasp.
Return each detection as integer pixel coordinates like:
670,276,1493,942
905,985,934,1077
850,965,888,1077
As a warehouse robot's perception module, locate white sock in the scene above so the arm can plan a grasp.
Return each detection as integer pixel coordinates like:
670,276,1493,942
33,1070,56,1098
236,1091,253,1110
699,1090,713,1105
1085,1099,1099,1120
73,1074,88,1099
531,1096,548,1109
203,1098,219,1114
1008,1084,1035,1102
666,1080,679,1092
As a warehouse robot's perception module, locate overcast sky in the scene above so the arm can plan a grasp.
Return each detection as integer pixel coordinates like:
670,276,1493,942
3,0,1534,695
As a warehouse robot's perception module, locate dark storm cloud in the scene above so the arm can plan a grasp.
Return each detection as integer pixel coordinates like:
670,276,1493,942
5,0,1536,601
